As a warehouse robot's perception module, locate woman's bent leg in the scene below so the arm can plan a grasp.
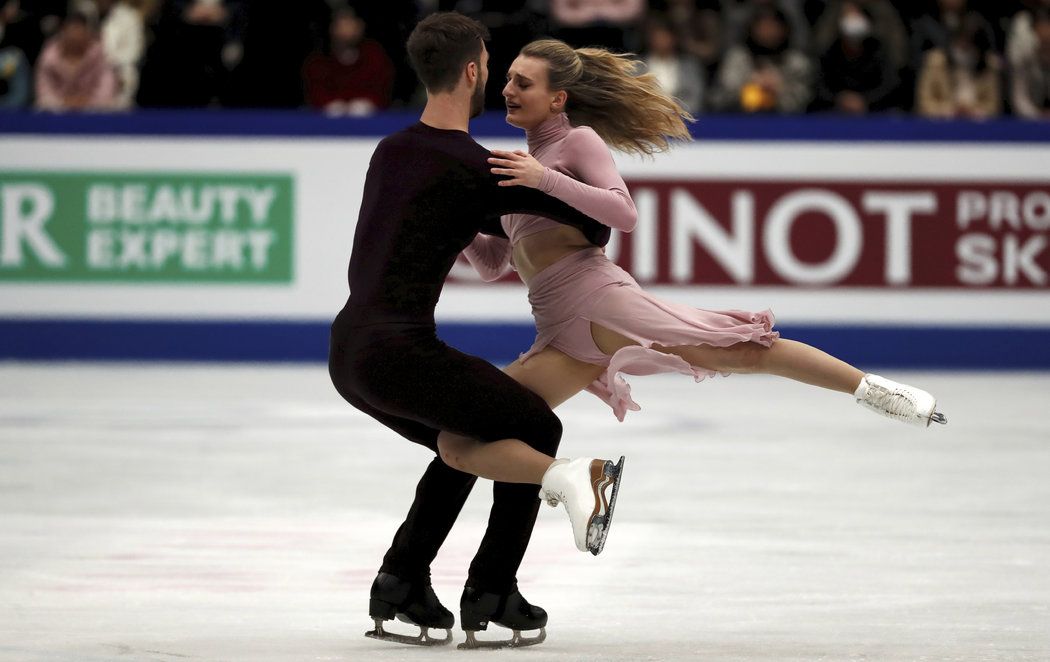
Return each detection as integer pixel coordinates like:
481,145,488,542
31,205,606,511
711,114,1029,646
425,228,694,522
436,348,604,481
589,321,944,425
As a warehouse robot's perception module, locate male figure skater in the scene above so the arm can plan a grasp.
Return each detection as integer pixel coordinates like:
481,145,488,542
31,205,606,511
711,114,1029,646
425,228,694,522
328,12,624,649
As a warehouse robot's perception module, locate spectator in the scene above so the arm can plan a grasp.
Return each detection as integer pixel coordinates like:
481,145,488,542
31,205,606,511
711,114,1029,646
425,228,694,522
0,0,46,65
910,0,996,74
814,0,901,113
916,12,1002,118
660,0,723,80
710,6,813,113
641,13,703,114
723,0,810,52
1010,8,1050,118
303,6,393,115
224,0,329,107
354,0,419,106
95,0,145,108
813,0,908,72
0,45,30,108
440,0,544,110
549,0,646,52
136,0,245,108
803,0,829,24
20,0,66,35
34,11,118,110
1006,0,1050,66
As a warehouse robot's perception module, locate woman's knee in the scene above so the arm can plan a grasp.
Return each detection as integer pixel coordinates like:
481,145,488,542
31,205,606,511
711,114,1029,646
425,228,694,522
436,434,471,473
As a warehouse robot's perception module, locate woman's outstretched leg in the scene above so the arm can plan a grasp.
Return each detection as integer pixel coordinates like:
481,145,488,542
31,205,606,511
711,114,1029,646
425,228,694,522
591,323,945,426
679,338,864,395
591,324,862,393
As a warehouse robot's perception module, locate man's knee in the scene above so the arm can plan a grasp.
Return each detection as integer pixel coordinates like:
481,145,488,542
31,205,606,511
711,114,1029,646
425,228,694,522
528,409,562,456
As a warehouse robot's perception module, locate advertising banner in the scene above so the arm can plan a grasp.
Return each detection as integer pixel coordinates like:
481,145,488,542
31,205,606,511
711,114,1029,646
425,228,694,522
450,180,1050,289
0,112,1047,365
0,172,294,283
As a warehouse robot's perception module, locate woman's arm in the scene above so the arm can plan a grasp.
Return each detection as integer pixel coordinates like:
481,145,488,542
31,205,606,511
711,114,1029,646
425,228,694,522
461,233,512,282
489,127,637,232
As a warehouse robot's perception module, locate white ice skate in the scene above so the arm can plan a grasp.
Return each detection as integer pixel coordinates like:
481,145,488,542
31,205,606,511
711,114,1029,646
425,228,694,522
854,374,947,427
540,456,625,556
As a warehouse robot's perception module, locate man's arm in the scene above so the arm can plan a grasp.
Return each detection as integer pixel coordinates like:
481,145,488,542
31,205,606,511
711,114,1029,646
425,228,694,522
481,169,608,240
460,136,609,243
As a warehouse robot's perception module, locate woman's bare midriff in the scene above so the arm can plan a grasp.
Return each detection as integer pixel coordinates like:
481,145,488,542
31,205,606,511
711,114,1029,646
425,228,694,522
513,225,596,285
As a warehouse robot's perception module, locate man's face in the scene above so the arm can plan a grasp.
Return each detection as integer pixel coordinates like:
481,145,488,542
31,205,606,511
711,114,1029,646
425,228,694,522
469,43,489,118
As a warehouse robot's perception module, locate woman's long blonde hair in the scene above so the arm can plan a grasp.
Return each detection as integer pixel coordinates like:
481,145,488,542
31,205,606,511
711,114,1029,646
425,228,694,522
520,39,694,156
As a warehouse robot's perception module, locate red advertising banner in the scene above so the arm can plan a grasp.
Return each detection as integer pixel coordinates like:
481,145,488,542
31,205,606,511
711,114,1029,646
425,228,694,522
455,179,1050,288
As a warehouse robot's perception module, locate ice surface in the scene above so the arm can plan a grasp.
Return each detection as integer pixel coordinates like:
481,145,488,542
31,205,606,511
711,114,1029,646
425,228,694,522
1,364,1048,661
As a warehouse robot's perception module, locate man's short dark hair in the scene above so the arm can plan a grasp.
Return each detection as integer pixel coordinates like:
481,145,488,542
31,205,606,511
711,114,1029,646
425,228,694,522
407,12,490,93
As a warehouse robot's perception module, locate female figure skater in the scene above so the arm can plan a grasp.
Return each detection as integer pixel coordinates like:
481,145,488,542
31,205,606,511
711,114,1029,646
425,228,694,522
442,39,947,445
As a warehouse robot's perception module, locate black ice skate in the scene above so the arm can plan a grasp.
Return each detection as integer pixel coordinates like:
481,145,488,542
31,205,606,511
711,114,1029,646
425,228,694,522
364,572,453,646
458,585,547,649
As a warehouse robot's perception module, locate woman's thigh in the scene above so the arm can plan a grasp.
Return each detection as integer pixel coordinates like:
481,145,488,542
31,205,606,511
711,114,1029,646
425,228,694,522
589,321,765,374
503,347,605,409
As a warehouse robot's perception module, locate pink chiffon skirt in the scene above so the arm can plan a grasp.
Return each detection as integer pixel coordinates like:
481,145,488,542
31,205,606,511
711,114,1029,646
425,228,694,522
519,247,778,421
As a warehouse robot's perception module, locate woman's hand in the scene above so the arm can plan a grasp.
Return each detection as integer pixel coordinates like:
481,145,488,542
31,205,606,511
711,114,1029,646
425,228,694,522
488,149,545,188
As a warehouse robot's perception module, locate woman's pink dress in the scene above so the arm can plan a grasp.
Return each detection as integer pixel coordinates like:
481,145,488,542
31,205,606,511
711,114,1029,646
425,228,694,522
464,113,777,420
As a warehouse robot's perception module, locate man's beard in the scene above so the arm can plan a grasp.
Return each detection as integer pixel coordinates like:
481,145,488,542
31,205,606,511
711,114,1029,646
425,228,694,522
469,76,485,118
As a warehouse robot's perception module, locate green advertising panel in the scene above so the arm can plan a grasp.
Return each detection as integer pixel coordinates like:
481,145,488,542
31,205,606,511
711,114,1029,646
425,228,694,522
0,172,294,282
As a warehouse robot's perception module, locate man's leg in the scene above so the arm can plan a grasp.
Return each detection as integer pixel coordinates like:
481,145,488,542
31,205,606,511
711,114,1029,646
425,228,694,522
381,456,476,583
466,347,605,591
466,481,542,594
337,337,623,645
330,353,468,642
458,348,609,647
333,391,473,584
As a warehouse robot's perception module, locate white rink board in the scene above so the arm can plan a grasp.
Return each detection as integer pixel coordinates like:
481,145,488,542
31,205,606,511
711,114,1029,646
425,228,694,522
1,135,1049,326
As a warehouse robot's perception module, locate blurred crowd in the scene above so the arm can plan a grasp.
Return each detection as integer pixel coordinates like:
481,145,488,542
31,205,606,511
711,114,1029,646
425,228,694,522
1,0,1049,119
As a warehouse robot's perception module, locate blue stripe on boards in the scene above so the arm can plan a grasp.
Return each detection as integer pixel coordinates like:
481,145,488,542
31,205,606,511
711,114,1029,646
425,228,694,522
2,110,1050,142
0,318,1042,369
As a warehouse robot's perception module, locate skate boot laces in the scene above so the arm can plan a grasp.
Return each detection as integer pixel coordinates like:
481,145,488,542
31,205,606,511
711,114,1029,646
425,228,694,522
865,381,916,419
857,374,945,426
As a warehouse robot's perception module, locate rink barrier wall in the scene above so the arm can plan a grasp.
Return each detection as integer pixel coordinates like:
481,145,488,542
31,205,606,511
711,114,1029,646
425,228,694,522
1,111,1048,366
0,318,1046,369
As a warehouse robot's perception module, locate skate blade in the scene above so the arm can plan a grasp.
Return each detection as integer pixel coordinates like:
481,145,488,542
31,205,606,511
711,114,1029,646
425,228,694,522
930,412,947,425
365,619,452,647
587,456,625,556
458,627,546,650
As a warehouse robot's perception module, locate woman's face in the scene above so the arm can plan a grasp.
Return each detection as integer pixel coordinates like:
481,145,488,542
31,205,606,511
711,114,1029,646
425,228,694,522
502,55,562,130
